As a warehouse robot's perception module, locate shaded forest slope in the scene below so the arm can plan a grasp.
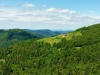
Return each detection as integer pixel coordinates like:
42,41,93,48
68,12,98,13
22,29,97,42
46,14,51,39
0,29,40,47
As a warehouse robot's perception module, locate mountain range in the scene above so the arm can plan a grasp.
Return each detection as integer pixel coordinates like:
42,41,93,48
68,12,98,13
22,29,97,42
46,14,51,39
25,29,72,37
0,29,72,48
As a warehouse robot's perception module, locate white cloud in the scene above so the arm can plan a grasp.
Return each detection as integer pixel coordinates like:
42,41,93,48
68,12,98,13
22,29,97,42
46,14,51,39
43,5,46,7
46,7,76,14
0,4,100,30
87,11,94,14
47,7,56,12
21,3,35,7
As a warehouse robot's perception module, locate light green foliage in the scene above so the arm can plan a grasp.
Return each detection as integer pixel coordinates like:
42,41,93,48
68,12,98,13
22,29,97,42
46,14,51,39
38,31,82,44
65,31,82,40
38,36,61,44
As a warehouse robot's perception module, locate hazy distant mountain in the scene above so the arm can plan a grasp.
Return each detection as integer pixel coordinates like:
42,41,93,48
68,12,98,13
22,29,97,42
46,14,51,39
0,28,72,47
25,29,72,37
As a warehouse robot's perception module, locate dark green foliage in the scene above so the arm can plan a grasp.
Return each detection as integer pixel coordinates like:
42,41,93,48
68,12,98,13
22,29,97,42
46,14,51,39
1,23,100,75
0,29,40,47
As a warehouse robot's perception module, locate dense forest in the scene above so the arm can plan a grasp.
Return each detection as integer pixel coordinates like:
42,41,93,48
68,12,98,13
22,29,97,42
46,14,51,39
0,23,100,75
0,29,41,48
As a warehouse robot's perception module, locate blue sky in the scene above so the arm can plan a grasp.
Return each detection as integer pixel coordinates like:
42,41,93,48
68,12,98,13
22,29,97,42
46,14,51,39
0,0,100,30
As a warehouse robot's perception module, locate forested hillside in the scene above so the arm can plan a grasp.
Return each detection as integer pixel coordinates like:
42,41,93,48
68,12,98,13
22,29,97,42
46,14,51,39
0,23,100,75
0,29,40,47
25,29,71,37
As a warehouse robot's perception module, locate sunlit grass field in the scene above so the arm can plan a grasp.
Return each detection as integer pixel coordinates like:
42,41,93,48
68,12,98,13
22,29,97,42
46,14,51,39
38,31,82,44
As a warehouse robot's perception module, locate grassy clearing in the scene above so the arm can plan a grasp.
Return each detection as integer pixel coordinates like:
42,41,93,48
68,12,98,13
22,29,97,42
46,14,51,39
38,31,82,44
38,36,61,44
66,31,82,40
76,47,81,50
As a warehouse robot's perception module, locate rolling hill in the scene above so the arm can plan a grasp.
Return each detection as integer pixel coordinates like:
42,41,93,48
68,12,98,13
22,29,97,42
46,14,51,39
38,31,82,44
25,29,72,37
0,23,100,75
0,29,41,47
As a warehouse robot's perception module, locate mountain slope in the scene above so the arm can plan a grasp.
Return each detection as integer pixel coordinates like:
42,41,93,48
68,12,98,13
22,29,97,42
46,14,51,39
25,29,71,37
38,23,100,46
1,23,100,75
0,29,40,47
38,31,82,44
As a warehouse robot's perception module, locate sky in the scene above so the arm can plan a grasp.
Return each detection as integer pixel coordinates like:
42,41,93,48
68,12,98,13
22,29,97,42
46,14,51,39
0,0,100,30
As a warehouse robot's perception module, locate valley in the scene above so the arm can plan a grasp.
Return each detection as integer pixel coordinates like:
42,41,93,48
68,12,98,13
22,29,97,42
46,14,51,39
0,0,100,75
0,23,100,75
